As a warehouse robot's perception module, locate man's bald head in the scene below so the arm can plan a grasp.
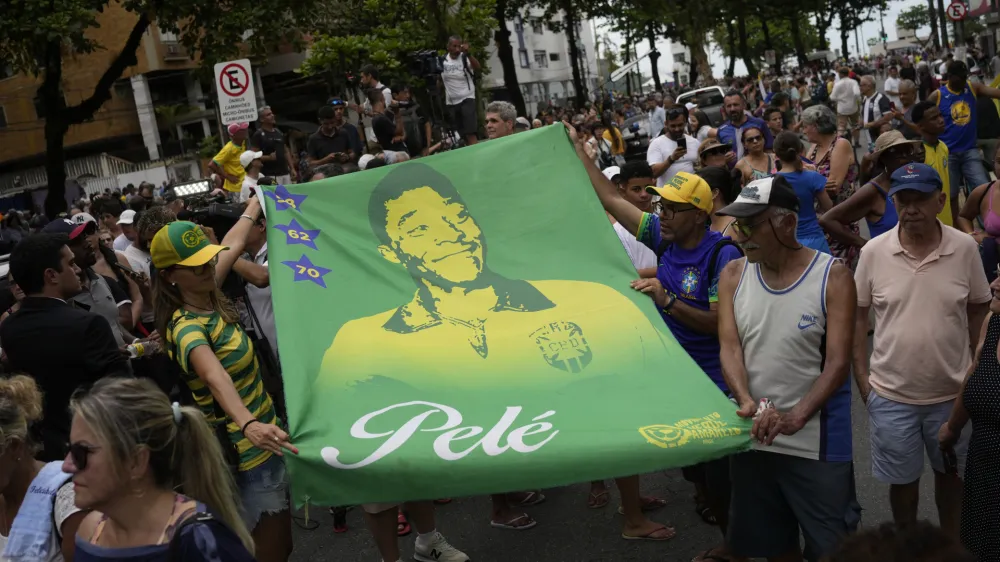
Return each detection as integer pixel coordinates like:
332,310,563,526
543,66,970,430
899,79,917,107
860,75,875,94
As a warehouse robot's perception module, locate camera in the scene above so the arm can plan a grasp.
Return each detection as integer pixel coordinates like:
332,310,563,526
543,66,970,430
408,50,442,77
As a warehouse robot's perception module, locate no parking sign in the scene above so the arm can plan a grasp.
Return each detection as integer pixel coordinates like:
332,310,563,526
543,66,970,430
213,59,258,125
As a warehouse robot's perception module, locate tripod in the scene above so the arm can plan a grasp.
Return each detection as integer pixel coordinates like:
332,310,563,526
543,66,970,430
421,73,465,151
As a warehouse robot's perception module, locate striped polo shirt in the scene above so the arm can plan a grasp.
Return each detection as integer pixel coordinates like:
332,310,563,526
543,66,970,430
167,308,276,471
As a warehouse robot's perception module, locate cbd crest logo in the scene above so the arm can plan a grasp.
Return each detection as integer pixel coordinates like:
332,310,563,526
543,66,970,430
181,228,208,248
639,412,743,449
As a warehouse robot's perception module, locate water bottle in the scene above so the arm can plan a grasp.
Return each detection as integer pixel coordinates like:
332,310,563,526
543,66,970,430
127,339,161,359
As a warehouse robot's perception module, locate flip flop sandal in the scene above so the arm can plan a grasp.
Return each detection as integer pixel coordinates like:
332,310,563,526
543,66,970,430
587,490,610,509
489,513,538,530
616,496,668,515
397,510,411,536
509,491,546,507
621,525,676,542
695,501,718,525
692,549,733,562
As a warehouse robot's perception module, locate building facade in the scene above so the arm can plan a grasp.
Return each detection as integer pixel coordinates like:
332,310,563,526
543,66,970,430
483,10,599,116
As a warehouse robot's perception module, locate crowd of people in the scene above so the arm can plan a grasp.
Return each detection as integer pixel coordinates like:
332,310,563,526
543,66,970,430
0,34,998,562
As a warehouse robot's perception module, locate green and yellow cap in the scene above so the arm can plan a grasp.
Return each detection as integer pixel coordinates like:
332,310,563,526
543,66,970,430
150,221,228,269
645,171,714,214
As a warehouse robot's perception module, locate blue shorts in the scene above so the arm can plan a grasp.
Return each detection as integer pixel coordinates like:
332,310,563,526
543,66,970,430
867,391,971,484
237,453,289,529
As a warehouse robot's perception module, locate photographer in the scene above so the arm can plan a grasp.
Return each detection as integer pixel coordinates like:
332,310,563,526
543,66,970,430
393,83,432,157
440,35,481,146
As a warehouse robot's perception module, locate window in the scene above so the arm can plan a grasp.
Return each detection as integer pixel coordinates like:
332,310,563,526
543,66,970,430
549,53,560,62
673,53,687,64
531,18,544,34
534,50,548,68
0,106,6,129
519,49,530,68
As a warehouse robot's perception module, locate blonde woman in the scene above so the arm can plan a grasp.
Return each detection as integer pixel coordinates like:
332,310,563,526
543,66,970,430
65,377,254,561
151,196,295,562
0,375,86,562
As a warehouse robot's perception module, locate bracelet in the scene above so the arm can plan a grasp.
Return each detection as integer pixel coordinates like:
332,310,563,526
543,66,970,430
240,214,255,222
241,419,260,433
663,294,677,314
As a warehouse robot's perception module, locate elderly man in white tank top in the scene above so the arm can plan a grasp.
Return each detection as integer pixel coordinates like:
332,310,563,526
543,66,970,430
716,175,858,562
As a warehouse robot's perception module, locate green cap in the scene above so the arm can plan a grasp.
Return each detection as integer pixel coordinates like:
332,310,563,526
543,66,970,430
150,221,228,269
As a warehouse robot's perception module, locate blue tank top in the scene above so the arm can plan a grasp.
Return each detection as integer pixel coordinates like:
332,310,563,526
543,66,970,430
938,82,978,153
865,183,898,239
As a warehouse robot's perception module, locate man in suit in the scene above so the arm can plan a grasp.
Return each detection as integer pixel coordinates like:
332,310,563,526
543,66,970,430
0,232,130,461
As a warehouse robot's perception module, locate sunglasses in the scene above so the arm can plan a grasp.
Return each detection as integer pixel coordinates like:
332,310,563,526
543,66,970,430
173,255,218,276
666,108,687,119
744,135,764,143
733,215,772,238
67,442,100,471
703,147,728,157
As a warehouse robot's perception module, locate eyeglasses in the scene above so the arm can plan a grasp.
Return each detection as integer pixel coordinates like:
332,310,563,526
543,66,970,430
744,135,763,144
67,442,100,471
733,215,773,238
703,147,728,157
654,202,699,219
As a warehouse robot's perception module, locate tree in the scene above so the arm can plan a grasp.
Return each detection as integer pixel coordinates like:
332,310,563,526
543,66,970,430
837,0,886,58
926,0,940,49
495,0,529,116
155,104,196,155
712,13,819,74
897,4,935,47
1,0,321,218
301,0,496,109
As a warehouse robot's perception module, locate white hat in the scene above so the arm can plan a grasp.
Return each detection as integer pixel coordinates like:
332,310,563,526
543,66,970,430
685,102,697,111
72,212,97,225
602,166,621,181
117,209,136,225
358,154,376,170
240,150,263,168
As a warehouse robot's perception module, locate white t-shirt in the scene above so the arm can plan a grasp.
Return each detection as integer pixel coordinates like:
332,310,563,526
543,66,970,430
831,78,860,115
0,482,80,562
612,222,657,271
441,54,475,105
123,244,153,324
240,174,259,203
113,233,130,252
646,134,699,187
244,244,278,357
883,76,901,107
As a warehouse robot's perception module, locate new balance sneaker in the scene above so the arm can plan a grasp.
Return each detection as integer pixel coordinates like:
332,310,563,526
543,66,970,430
413,532,470,562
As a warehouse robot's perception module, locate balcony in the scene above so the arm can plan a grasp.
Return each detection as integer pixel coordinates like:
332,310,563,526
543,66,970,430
162,41,189,62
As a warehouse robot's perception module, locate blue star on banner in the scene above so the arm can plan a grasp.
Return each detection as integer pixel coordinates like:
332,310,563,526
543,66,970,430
265,184,307,212
275,219,320,250
282,254,332,288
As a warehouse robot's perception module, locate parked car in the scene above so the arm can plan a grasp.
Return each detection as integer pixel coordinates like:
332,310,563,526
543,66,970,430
676,86,727,126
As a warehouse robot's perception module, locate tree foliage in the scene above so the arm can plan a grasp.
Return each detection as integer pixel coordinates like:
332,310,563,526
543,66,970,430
712,15,820,71
897,4,932,32
300,0,496,89
1,0,322,216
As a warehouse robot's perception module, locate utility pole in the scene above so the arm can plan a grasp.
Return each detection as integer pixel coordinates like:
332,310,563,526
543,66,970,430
879,7,888,51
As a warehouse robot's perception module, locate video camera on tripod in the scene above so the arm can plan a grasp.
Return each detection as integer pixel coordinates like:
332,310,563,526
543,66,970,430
408,50,443,78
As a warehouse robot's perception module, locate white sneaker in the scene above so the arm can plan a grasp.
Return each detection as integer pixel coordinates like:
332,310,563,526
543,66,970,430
413,532,470,562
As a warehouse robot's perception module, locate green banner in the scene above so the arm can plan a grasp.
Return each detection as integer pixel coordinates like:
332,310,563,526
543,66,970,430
263,125,750,507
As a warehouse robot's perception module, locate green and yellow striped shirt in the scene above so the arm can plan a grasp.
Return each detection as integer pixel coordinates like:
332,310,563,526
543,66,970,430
167,308,276,471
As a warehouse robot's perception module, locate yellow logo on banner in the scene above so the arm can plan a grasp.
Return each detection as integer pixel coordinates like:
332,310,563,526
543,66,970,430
639,412,743,449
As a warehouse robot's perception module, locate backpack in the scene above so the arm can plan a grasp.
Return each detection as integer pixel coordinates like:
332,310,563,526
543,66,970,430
440,52,477,90
655,237,744,291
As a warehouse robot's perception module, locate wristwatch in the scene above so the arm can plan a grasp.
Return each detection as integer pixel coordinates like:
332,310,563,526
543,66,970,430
662,294,677,314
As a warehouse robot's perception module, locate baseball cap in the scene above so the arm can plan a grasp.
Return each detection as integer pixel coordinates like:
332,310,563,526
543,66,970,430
515,117,531,130
888,163,943,197
602,166,621,182
239,150,263,168
227,122,249,136
72,212,97,225
117,209,137,225
150,221,228,270
717,175,800,218
645,171,713,213
42,218,95,240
